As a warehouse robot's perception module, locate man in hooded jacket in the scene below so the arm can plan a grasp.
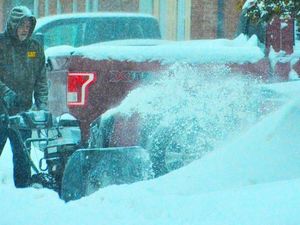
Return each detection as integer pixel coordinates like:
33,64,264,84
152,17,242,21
0,6,48,187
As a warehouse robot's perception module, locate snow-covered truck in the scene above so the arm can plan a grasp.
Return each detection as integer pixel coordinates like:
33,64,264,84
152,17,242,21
34,12,300,141
33,12,300,200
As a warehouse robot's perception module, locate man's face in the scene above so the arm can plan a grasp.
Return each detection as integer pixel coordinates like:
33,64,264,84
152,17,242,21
17,19,31,41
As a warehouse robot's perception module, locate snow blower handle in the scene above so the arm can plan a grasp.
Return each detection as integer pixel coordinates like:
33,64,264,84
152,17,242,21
6,111,54,175
20,111,53,130
7,111,53,130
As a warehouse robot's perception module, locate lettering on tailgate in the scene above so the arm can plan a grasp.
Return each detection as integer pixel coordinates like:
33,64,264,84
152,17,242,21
109,71,153,82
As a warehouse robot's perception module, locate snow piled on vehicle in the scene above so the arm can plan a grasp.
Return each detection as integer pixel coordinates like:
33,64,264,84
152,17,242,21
71,34,264,64
100,64,272,173
44,34,264,64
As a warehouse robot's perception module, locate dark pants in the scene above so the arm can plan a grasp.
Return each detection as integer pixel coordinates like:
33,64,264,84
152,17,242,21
0,126,32,187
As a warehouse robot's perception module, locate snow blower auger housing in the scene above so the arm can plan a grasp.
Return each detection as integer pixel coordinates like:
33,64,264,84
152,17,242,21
61,146,153,201
6,110,153,201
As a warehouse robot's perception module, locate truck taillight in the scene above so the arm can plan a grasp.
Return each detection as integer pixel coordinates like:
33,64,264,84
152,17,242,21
67,72,96,106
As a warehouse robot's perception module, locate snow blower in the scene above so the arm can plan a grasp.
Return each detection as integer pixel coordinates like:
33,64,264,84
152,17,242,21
5,110,153,201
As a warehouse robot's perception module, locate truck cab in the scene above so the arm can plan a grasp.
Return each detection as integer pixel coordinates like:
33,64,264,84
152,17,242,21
34,12,161,49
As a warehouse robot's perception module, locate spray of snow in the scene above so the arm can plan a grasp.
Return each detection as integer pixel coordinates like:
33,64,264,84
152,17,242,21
103,64,270,170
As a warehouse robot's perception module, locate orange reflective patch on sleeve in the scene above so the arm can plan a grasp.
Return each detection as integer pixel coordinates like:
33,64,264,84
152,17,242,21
27,51,37,58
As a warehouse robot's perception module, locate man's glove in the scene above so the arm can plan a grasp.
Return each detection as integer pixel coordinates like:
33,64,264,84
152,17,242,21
3,89,17,109
0,113,9,129
3,90,25,109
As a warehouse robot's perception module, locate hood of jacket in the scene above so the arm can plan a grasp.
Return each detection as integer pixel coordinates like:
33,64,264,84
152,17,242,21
5,6,36,44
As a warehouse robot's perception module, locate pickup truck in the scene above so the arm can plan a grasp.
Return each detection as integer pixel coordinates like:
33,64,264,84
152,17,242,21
36,12,300,178
45,38,272,138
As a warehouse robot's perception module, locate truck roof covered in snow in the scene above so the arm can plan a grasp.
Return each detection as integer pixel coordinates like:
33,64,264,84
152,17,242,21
35,12,156,31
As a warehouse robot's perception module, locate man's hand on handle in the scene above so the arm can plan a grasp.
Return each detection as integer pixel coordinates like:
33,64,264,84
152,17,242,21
3,89,17,109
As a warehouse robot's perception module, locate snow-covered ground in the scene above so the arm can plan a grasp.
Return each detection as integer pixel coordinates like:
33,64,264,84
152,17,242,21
1,73,300,224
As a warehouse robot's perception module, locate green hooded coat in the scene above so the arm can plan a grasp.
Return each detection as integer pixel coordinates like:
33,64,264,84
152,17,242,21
0,6,48,115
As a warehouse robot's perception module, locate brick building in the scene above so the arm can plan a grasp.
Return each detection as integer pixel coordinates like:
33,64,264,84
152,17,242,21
0,0,242,40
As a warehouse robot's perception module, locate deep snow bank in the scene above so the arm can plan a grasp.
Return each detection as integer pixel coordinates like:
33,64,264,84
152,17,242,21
146,97,300,195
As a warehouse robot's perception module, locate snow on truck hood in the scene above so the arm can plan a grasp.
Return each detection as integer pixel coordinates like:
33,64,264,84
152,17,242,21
45,34,265,64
